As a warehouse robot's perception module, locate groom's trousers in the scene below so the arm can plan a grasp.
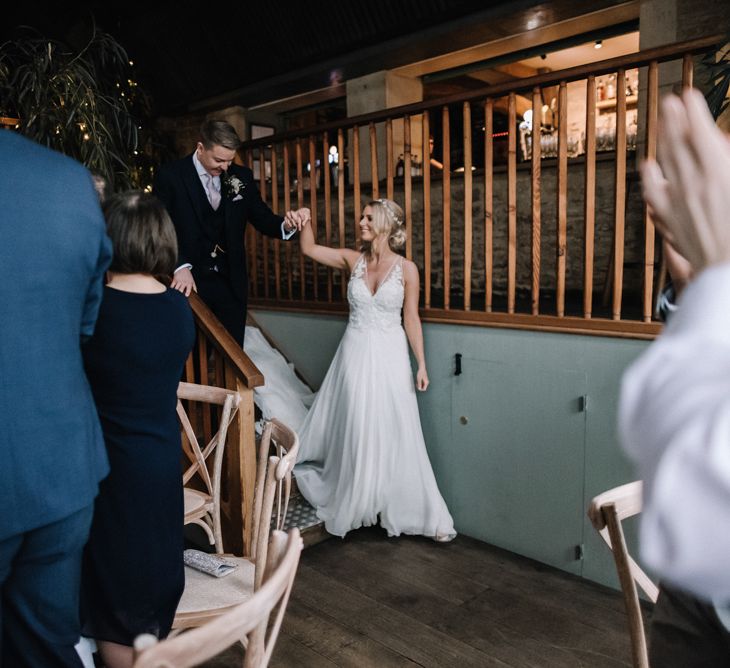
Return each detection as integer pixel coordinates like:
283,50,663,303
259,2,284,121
195,269,247,346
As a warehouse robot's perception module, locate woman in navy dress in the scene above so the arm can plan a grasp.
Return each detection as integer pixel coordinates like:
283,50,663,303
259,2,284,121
81,191,195,668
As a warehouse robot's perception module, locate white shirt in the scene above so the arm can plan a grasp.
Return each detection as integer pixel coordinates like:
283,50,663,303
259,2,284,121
619,262,730,603
175,153,295,273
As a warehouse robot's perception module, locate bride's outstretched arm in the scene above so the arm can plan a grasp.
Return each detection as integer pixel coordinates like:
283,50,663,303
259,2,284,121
403,261,429,391
298,217,360,270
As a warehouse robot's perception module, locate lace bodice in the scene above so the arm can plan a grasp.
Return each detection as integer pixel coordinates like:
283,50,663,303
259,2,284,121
347,254,404,330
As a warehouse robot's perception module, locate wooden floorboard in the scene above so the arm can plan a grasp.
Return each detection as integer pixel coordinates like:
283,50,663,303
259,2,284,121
203,526,646,667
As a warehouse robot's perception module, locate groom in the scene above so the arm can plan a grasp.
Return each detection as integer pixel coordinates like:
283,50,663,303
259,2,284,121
154,119,308,344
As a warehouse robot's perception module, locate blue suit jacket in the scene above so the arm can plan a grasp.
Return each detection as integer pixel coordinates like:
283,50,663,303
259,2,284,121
0,132,112,540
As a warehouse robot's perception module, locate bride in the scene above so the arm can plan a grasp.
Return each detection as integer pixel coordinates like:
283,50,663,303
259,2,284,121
293,198,456,542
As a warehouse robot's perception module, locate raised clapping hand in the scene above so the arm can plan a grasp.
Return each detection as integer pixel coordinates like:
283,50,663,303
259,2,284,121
283,207,311,232
640,89,730,275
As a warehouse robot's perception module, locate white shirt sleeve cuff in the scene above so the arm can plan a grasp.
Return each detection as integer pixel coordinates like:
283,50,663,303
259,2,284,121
281,221,296,240
174,263,193,273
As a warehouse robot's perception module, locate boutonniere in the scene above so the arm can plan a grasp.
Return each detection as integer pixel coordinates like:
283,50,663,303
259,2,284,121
222,173,246,199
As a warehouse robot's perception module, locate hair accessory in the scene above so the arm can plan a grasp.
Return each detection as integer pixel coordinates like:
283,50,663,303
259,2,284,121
376,198,403,225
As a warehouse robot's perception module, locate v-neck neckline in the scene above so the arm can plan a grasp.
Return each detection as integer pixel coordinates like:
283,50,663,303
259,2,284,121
363,255,400,298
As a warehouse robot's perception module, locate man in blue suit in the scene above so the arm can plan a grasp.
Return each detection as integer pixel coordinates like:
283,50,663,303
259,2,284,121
0,131,112,667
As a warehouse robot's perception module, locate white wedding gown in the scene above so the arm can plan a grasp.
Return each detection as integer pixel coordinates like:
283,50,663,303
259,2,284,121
294,254,456,540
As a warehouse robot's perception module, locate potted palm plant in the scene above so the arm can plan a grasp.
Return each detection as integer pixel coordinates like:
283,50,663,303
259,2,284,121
0,25,153,190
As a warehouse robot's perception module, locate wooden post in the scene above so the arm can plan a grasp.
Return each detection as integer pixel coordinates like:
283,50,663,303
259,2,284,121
338,129,347,300
386,119,394,201
271,145,281,301
442,105,451,310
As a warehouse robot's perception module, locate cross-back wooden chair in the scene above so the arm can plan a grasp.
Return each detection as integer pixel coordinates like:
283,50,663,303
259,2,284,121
172,418,300,630
588,480,659,668
133,528,302,668
177,381,241,553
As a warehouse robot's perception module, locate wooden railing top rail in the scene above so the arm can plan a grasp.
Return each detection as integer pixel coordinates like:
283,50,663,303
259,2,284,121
240,34,724,149
188,293,264,388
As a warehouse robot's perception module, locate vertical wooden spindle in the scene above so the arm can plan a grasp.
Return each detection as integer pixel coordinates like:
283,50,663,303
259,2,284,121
682,53,693,88
323,132,333,302
484,99,493,313
507,93,517,315
423,111,432,309
442,105,451,310
295,140,305,300
259,147,269,299
385,119,394,201
556,82,568,317
643,61,659,322
584,76,596,319
463,101,473,311
308,136,318,300
369,122,379,200
531,86,542,316
245,150,258,298
613,68,627,320
337,129,346,300
404,115,412,261
353,125,361,245
271,144,281,301
283,142,293,300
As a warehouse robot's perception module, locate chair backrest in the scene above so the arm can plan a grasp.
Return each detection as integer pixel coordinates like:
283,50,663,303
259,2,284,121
177,382,240,550
588,480,659,668
251,419,300,589
133,529,303,668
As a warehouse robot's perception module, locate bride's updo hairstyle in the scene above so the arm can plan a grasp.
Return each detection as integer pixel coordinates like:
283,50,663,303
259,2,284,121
365,198,406,253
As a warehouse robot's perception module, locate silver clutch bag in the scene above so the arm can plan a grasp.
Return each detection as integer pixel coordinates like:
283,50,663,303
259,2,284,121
183,549,237,578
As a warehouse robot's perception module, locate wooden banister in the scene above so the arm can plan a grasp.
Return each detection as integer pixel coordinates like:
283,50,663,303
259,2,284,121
184,293,264,556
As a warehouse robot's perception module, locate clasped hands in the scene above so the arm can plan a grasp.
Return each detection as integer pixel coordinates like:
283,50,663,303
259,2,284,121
283,207,311,232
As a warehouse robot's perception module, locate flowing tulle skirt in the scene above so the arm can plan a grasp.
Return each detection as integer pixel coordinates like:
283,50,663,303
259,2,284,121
294,324,456,540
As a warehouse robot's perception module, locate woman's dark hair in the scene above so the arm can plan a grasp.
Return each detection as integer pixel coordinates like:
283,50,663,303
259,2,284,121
103,191,178,277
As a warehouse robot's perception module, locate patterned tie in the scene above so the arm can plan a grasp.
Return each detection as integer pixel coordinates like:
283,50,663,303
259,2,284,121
204,173,221,210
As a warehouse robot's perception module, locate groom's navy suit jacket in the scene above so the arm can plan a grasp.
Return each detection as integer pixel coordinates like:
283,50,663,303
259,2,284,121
154,155,284,303
0,132,112,540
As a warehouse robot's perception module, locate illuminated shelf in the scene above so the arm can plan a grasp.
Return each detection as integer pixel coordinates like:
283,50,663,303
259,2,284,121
596,95,639,110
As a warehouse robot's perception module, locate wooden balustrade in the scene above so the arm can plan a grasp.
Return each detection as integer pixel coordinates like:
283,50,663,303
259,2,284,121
183,293,264,556
242,35,722,340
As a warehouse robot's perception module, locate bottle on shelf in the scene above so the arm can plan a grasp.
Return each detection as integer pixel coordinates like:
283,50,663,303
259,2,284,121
395,154,404,178
606,74,616,100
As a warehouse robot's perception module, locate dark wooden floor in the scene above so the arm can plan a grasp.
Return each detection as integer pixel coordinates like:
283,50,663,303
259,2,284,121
204,526,648,667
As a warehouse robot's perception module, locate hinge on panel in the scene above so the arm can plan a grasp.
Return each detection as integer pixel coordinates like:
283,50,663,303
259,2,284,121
578,395,588,412
575,544,584,560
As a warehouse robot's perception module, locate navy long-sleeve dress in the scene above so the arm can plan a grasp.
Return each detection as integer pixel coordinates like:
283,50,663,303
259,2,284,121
81,286,195,644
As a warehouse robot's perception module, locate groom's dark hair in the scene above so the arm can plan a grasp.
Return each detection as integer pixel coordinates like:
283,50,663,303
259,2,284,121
200,119,241,150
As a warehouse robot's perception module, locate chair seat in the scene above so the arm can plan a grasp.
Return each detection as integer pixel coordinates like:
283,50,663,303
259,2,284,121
183,488,209,518
174,557,255,626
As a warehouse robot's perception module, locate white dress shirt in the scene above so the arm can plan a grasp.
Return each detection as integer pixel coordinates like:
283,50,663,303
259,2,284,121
619,262,730,603
175,153,294,274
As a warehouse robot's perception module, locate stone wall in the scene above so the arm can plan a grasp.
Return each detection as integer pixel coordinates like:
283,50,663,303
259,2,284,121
258,153,646,317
